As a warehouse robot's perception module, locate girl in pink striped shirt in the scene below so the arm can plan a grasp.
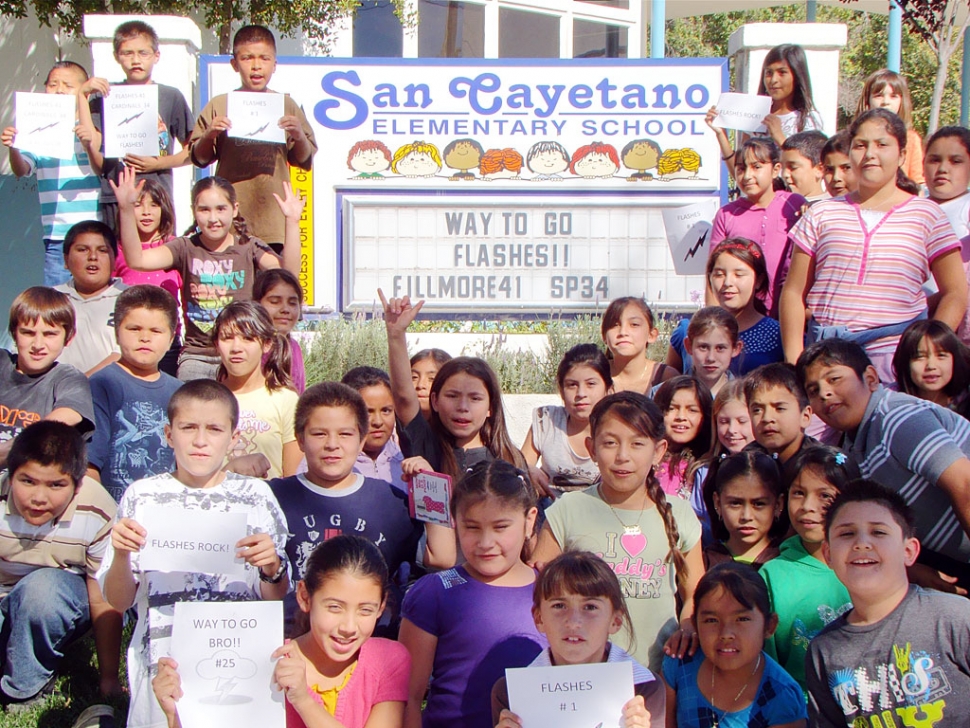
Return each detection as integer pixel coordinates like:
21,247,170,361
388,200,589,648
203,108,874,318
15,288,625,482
780,108,967,383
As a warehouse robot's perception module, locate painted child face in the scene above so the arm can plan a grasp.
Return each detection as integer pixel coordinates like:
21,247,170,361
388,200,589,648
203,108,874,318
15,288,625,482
456,497,536,583
868,85,902,115
747,385,810,460
924,136,970,203
850,120,904,192
231,40,276,92
10,461,77,526
65,232,115,296
713,473,781,554
297,572,384,665
116,306,174,375
686,328,740,391
822,151,857,197
351,148,390,174
134,193,163,239
359,384,395,457
587,412,666,501
575,152,617,177
716,399,754,454
534,591,623,666
259,281,301,335
709,253,760,315
397,151,439,177
115,34,159,84
532,149,568,175
909,336,954,397
802,362,879,434
15,318,70,375
663,388,703,447
788,467,839,546
736,151,779,205
164,399,238,488
297,405,365,488
695,586,776,673
559,364,609,423
781,149,823,197
430,372,491,448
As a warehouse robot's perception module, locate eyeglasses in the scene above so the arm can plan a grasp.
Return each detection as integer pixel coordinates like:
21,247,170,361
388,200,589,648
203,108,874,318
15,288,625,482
118,50,155,59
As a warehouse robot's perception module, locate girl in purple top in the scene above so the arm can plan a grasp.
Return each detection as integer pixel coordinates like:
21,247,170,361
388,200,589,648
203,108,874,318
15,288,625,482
399,460,545,728
255,268,306,394
710,137,806,316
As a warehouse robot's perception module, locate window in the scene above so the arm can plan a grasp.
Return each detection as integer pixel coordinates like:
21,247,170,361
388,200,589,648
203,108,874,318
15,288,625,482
418,0,485,57
353,0,403,57
575,0,629,8
499,7,559,58
573,19,627,58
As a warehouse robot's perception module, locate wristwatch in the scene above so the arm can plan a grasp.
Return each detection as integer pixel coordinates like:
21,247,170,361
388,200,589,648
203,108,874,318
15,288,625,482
259,556,287,584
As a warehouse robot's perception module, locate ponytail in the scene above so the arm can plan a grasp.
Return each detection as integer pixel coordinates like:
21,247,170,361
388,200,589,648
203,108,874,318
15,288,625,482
895,168,920,195
263,330,294,391
646,470,689,584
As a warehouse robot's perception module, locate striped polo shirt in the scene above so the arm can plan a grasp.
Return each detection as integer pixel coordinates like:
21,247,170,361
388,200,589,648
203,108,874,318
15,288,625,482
22,138,102,242
791,196,961,353
0,473,116,595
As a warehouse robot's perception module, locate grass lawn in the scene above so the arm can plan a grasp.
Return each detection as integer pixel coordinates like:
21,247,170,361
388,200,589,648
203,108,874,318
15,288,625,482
0,634,129,728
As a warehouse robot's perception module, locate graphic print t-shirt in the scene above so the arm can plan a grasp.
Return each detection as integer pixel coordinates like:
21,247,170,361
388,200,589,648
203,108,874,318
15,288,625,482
165,234,278,353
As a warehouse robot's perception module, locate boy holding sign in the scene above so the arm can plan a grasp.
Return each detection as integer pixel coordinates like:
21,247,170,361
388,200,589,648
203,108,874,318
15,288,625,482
98,379,289,728
1,61,104,286
188,25,317,250
88,20,195,233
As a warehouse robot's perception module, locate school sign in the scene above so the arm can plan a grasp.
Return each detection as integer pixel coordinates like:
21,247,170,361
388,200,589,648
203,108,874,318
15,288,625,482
199,58,728,313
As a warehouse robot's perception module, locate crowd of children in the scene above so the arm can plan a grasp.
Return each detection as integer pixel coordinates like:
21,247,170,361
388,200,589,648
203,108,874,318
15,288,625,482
3,24,970,728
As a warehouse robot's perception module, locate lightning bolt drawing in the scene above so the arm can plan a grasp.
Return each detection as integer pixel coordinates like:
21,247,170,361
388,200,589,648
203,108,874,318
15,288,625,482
119,111,144,125
29,121,60,135
684,230,708,261
214,676,239,702
246,123,269,137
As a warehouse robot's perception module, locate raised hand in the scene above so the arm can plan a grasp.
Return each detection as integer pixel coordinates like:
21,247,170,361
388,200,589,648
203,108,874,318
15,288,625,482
378,288,424,336
109,165,146,208
272,181,305,221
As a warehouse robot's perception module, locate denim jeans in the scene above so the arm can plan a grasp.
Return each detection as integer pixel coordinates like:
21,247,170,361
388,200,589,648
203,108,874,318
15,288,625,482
0,568,90,699
43,240,72,288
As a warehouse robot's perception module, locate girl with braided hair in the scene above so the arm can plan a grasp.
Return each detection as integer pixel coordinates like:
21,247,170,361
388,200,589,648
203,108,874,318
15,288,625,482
533,391,704,671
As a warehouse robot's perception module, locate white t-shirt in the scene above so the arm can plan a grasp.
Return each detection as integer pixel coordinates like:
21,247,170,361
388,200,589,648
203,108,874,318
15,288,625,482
96,472,289,728
940,193,970,239
754,109,823,138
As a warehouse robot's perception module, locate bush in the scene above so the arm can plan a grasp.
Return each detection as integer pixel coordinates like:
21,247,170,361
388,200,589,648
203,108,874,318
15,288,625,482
302,312,681,393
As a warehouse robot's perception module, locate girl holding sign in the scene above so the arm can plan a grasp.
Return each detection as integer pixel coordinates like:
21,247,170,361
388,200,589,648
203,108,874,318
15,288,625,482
399,460,545,728
662,562,807,728
532,392,704,672
154,535,411,728
491,551,665,728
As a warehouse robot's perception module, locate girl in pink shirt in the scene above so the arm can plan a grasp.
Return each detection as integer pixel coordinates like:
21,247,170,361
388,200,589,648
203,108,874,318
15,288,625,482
710,137,806,316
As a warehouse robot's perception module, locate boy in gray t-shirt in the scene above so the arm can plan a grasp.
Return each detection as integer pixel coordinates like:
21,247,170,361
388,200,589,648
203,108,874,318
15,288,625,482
806,480,970,727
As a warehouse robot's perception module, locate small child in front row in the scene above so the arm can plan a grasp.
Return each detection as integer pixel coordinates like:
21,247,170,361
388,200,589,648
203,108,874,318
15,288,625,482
760,445,857,695
341,367,406,494
399,460,546,728
663,562,807,728
806,480,970,726
704,449,786,570
88,284,182,502
781,130,827,202
0,422,120,707
154,535,411,728
744,363,815,469
97,379,290,728
492,551,665,728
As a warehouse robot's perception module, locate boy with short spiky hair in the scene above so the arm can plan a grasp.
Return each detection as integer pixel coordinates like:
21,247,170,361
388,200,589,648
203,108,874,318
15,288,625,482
806,479,970,727
188,25,317,249
0,421,119,707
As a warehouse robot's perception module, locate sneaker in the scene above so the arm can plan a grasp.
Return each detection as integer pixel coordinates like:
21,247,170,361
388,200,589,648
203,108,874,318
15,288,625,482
70,704,116,728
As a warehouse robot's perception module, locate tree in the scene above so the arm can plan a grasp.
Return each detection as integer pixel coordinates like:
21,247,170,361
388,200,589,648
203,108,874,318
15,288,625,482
843,0,969,134
0,0,408,54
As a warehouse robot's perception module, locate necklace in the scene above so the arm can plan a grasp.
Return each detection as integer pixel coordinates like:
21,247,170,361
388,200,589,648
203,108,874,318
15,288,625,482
599,484,647,536
708,653,761,728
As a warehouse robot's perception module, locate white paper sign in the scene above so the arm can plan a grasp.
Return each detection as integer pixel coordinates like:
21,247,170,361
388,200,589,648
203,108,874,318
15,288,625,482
712,92,772,133
227,91,286,144
139,508,248,576
506,661,634,728
171,601,285,728
14,92,76,160
103,84,159,157
662,198,721,276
